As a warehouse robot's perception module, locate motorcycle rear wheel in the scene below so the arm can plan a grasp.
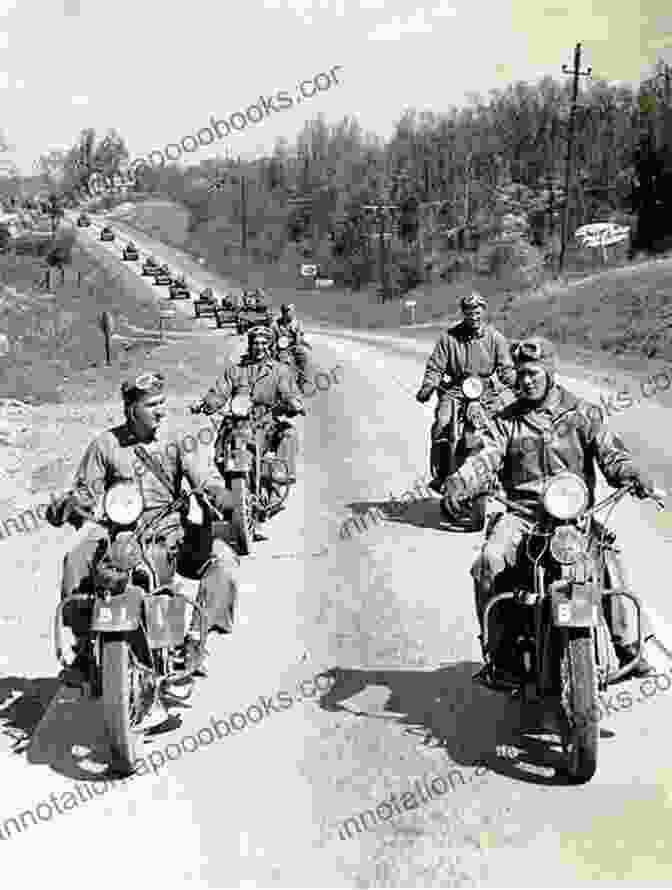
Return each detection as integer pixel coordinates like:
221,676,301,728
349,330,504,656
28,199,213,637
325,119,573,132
231,476,255,555
559,630,598,784
101,639,144,776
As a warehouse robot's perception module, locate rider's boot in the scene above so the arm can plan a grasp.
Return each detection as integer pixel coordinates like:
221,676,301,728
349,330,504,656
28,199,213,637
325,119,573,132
59,636,93,688
614,641,654,677
182,633,207,678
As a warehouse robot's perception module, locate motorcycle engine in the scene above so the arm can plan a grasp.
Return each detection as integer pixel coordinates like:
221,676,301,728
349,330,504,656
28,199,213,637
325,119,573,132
465,402,487,427
94,532,142,594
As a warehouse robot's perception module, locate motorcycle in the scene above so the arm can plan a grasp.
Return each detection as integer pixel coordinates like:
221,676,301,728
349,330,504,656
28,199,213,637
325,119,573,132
434,374,514,531
54,480,225,775
192,393,297,555
480,472,666,783
274,332,312,374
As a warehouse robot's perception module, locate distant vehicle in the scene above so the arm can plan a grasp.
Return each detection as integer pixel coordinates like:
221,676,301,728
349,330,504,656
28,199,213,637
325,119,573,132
153,265,172,286
142,256,158,276
194,287,217,319
122,241,139,261
76,213,91,227
100,226,114,242
193,288,230,328
236,290,272,334
214,293,237,328
169,275,190,299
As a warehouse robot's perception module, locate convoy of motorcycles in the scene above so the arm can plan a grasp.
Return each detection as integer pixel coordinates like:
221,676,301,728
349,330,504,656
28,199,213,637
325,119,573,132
55,212,667,785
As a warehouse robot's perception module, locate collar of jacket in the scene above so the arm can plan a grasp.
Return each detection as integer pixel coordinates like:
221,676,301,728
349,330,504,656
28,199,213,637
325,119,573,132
516,384,579,422
116,423,143,446
454,320,488,341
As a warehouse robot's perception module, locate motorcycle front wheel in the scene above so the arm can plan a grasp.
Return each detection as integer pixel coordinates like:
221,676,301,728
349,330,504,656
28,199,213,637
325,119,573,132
559,629,599,784
101,638,144,776
231,476,255,555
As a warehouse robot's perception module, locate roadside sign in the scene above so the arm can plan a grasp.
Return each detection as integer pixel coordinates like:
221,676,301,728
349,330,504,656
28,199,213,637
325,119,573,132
300,264,317,277
574,222,630,248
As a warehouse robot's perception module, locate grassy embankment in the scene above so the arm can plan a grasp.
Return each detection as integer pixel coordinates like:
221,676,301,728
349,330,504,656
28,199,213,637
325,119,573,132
0,223,197,405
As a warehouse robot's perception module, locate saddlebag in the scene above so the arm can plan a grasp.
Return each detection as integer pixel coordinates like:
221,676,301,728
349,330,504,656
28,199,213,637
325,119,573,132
143,592,188,648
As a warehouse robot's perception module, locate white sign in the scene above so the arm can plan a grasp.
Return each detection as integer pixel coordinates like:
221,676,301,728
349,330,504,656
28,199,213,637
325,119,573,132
300,264,317,277
404,300,417,308
315,278,334,288
574,223,630,248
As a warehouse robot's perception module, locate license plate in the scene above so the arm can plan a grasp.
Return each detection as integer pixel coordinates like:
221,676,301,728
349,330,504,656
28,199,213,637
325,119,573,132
553,598,598,627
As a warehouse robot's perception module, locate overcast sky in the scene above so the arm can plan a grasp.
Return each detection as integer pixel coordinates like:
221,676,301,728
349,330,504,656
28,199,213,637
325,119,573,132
0,0,670,176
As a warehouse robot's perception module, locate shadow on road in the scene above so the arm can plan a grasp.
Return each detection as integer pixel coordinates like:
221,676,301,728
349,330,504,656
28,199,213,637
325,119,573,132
314,664,615,786
0,675,118,782
0,676,62,755
343,496,474,536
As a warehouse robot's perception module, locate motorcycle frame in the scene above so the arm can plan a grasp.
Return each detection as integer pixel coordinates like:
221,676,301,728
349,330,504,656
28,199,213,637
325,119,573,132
480,501,645,695
54,527,209,694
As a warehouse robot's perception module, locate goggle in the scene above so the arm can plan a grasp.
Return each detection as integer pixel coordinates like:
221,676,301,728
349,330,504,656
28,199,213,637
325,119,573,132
513,341,545,363
132,372,165,391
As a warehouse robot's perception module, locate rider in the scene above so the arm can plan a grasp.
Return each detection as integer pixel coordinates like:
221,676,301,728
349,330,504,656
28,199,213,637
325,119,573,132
416,292,516,493
194,326,305,484
46,372,240,683
440,336,656,683
272,303,309,388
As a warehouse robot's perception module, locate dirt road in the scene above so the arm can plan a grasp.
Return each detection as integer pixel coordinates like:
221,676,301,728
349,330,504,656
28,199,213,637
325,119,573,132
2,222,672,886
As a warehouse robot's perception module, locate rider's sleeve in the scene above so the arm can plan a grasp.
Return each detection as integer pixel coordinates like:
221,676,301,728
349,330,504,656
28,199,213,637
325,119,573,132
578,401,640,487
493,331,516,386
277,364,304,408
202,367,235,413
70,435,116,513
451,416,509,497
420,332,452,390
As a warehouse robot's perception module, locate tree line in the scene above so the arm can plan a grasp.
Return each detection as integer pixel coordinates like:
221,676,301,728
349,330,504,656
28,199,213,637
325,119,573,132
21,58,672,289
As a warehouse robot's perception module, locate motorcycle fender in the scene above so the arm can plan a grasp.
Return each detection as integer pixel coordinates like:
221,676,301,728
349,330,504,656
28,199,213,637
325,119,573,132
144,592,188,649
550,582,600,628
91,585,143,633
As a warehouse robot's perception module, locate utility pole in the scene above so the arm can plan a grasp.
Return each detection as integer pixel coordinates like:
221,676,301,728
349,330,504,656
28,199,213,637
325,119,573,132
377,206,390,303
558,42,592,277
241,173,247,253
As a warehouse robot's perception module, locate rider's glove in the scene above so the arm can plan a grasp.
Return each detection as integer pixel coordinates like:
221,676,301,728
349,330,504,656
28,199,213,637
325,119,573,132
628,471,656,500
441,475,469,515
189,401,203,415
416,385,434,404
282,398,305,417
45,492,71,528
62,490,96,529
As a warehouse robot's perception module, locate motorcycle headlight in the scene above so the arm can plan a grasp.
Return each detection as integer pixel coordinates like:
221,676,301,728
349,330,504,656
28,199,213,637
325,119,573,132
550,525,587,565
462,376,484,399
277,336,290,349
230,394,252,416
104,482,143,525
542,472,589,521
